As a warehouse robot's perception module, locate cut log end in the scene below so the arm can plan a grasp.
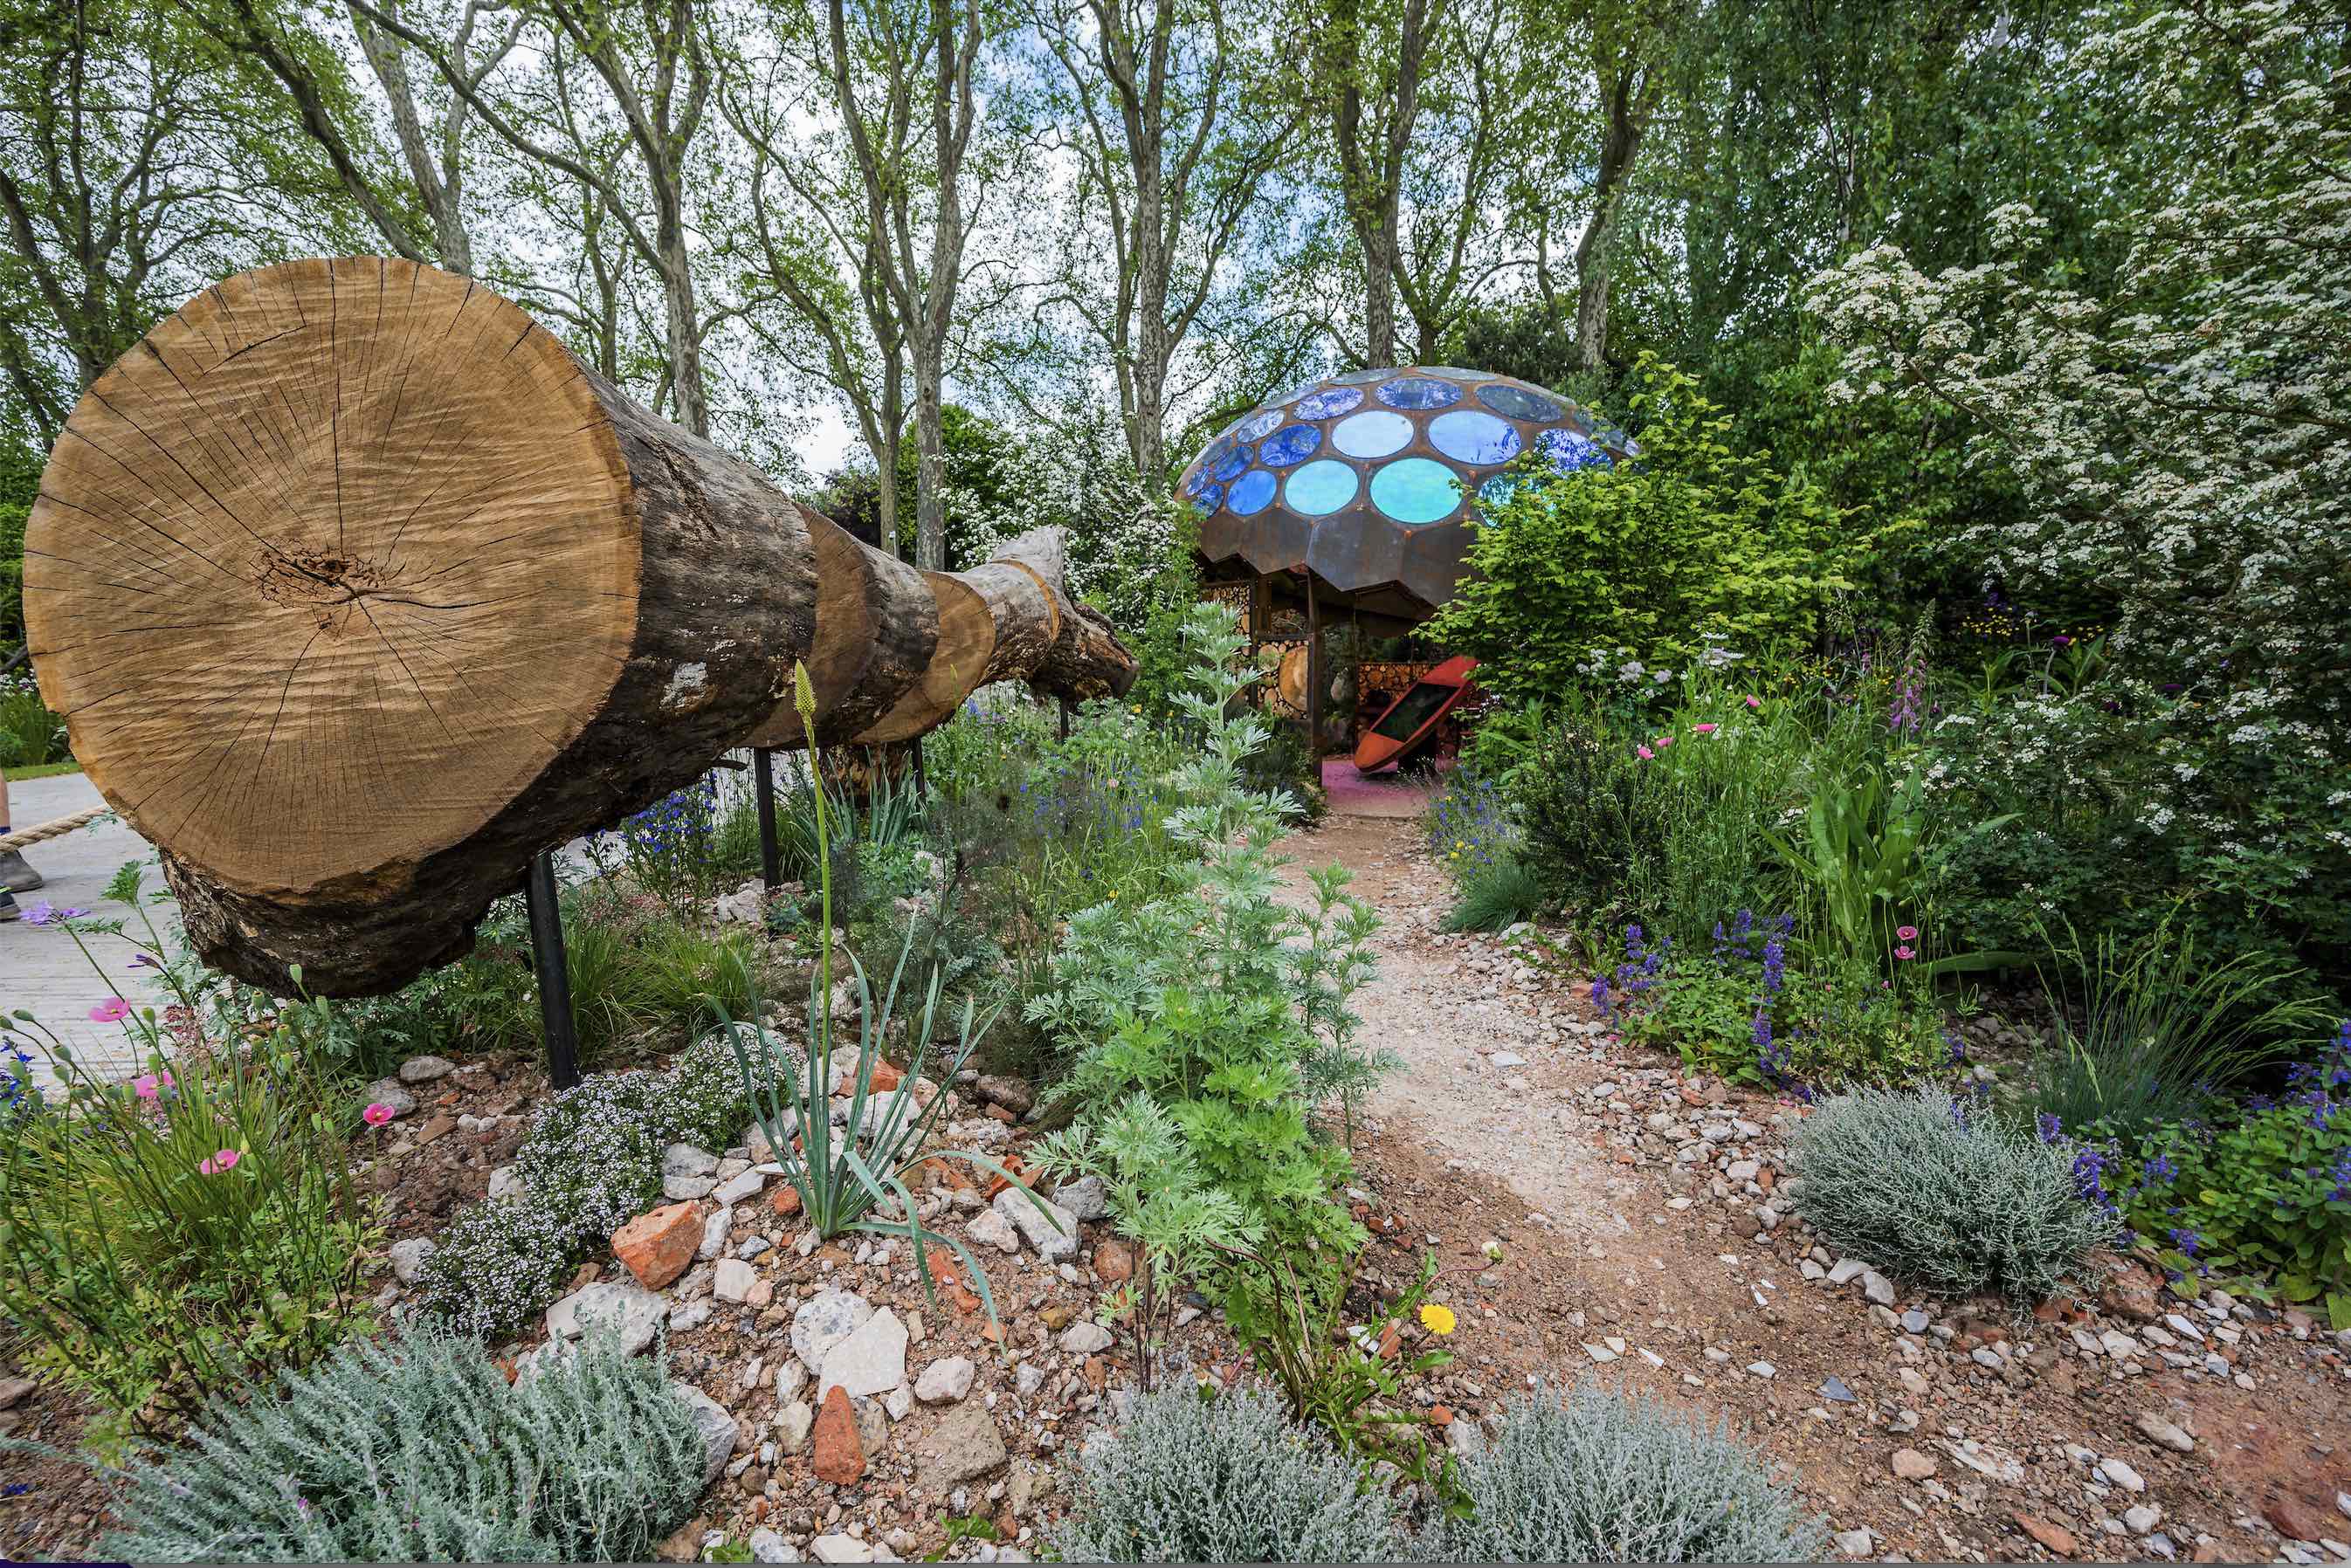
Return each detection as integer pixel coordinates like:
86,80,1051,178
27,258,640,897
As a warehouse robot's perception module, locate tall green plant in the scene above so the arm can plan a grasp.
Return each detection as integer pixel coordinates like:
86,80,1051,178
723,664,1043,1326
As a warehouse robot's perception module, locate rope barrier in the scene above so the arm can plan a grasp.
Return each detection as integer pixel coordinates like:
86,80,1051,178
0,808,106,853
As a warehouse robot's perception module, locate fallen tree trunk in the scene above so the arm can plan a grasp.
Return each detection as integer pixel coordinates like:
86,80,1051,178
24,258,1134,996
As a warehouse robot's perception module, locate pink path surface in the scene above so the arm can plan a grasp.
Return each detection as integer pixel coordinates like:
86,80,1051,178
1320,756,1446,819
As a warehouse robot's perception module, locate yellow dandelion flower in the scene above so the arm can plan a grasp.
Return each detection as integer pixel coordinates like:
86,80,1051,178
1419,1303,1458,1336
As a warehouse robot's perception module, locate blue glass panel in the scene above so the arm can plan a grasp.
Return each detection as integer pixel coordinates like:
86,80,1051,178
1271,378,1322,405
1285,458,1359,516
1421,365,1496,380
1227,468,1277,515
1183,463,1216,498
1258,423,1321,467
1190,481,1224,513
1428,409,1521,465
1538,428,1611,472
1369,457,1459,524
1331,409,1414,458
1211,444,1252,483
1378,375,1461,410
1477,382,1562,422
1477,474,1522,508
1293,386,1364,421
1236,408,1285,442
1336,367,1392,384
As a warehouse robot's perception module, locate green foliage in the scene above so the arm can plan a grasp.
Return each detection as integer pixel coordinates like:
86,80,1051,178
1028,1094,1256,1385
2024,919,2334,1145
1220,1247,1460,1510
1428,357,1850,708
1049,1386,1406,1565
1443,856,1545,934
95,1324,706,1563
1925,689,2351,1001
335,890,763,1076
1422,1381,1825,1564
2099,1025,2351,1324
1792,1087,2109,1302
1025,608,1385,1251
0,496,24,647
1610,924,1947,1092
0,679,66,767
419,1031,750,1339
0,876,376,1443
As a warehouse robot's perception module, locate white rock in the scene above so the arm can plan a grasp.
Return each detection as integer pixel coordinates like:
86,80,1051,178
1058,1321,1113,1355
713,1258,759,1303
2136,1412,2196,1453
1747,1361,1775,1379
714,1167,768,1206
1051,1174,1110,1222
2099,1455,2147,1493
664,1143,720,1179
700,1206,736,1262
791,1288,877,1372
748,1527,802,1563
1834,1527,1875,1557
1582,1343,1618,1364
2127,1504,2165,1535
545,1280,666,1355
387,1236,435,1284
810,1533,875,1564
820,1307,909,1400
363,1079,417,1118
916,1355,976,1403
1827,1258,1865,1286
776,1399,815,1455
776,1359,809,1403
994,1189,1079,1262
396,1054,456,1084
885,1385,914,1420
966,1207,1021,1255
1861,1269,1896,1306
673,1384,740,1489
486,1164,526,1200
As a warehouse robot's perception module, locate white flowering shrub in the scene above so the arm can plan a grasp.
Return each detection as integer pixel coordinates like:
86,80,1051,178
421,1033,752,1338
98,1324,704,1562
1422,1381,1824,1563
1809,0,2351,993
1791,1086,2110,1302
1051,1386,1404,1564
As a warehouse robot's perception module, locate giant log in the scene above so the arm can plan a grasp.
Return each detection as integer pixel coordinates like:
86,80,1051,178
23,258,1134,996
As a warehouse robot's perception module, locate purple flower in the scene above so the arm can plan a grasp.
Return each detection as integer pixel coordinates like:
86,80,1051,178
20,902,85,926
2035,1111,2063,1144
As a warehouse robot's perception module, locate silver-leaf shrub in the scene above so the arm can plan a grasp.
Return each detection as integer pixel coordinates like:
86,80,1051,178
96,1324,705,1563
1422,1381,1824,1564
1051,1386,1405,1564
1791,1085,2109,1301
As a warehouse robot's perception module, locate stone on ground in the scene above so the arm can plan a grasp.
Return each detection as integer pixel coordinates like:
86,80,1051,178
674,1383,740,1489
993,1188,1078,1262
914,1355,976,1404
612,1200,702,1290
916,1400,1007,1489
811,1386,865,1485
966,1208,1020,1254
793,1288,877,1372
396,1054,456,1083
819,1307,909,1400
387,1236,435,1284
545,1279,665,1355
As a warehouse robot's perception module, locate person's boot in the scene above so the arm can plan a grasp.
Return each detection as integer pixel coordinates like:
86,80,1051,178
0,848,43,894
0,888,18,921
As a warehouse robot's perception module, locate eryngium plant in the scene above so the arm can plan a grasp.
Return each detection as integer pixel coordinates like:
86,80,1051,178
1051,1386,1405,1564
1421,1380,1824,1563
93,1324,704,1563
1792,1085,2110,1301
724,663,1045,1327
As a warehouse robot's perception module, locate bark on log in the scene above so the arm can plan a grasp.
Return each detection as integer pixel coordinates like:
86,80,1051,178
24,258,1134,996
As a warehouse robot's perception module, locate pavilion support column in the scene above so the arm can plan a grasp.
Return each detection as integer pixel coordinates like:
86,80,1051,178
1249,573,1271,643
1306,573,1325,757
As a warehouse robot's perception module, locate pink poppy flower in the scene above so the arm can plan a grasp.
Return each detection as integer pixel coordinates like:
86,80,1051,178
1745,696,1762,709
1693,722,1718,734
198,1148,242,1176
1658,735,1675,748
89,997,132,1023
134,1074,161,1099
1894,945,1917,961
362,1102,396,1127
1636,746,1654,760
1896,925,1919,941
